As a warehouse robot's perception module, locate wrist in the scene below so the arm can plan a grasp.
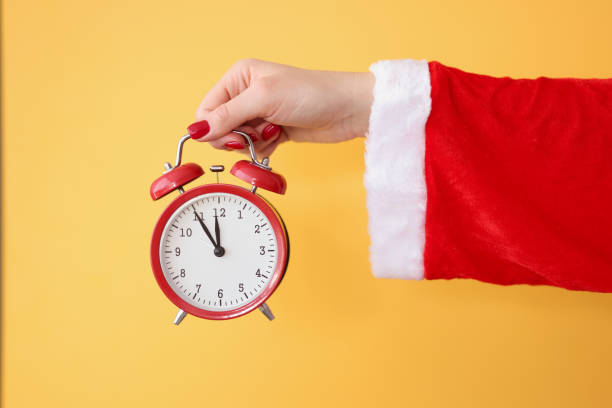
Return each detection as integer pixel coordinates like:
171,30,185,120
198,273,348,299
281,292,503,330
347,72,375,138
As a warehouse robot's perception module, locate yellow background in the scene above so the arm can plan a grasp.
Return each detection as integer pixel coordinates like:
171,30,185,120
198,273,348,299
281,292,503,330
3,0,612,407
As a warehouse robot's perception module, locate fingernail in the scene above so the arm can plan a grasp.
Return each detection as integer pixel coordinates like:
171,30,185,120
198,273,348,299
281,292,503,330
225,141,245,149
262,124,281,141
249,133,259,142
187,120,210,140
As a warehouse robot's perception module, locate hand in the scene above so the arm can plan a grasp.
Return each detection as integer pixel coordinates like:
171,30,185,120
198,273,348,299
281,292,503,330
193,59,375,157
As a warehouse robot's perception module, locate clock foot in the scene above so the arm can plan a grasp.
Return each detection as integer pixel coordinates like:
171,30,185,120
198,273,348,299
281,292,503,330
259,303,275,321
173,309,188,325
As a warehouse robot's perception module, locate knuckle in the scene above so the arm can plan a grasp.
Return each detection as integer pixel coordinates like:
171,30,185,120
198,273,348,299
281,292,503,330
212,103,230,124
194,107,208,121
233,58,258,72
208,139,226,149
252,76,275,95
249,77,278,114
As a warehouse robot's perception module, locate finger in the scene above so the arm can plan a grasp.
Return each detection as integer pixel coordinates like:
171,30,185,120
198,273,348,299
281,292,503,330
196,86,266,142
231,124,260,144
210,124,284,158
196,61,251,117
196,80,230,120
249,123,281,153
210,127,285,158
253,122,282,142
208,126,257,151
248,125,285,158
258,132,287,157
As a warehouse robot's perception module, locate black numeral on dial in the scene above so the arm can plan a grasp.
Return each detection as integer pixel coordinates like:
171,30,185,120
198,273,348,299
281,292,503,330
180,228,192,237
217,289,224,298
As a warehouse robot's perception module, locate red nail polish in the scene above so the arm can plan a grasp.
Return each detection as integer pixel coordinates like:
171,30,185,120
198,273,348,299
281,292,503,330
262,124,281,141
187,120,210,140
249,133,259,142
225,141,245,149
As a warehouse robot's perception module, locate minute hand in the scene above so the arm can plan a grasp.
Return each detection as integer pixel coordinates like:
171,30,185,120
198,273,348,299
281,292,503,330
192,207,217,247
214,215,220,248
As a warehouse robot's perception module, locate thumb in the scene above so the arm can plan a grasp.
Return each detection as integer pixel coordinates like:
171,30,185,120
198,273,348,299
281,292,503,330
194,87,264,142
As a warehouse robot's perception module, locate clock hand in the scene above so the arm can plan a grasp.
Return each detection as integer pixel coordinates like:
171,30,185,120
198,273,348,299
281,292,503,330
212,215,225,257
192,207,217,248
214,215,221,248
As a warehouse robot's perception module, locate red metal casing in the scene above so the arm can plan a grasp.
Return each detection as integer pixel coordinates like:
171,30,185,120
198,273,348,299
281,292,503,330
230,160,287,194
150,184,289,320
150,163,204,200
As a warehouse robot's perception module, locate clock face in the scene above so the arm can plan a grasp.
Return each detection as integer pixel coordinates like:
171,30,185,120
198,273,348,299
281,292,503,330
158,191,282,314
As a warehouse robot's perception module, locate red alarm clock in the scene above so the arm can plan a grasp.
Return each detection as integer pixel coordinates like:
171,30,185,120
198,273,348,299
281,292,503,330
150,125,289,325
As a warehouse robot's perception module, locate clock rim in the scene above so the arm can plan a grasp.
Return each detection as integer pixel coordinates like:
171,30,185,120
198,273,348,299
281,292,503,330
150,183,288,320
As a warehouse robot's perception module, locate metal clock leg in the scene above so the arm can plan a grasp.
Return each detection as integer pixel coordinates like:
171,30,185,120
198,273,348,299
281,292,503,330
173,309,188,325
259,303,275,321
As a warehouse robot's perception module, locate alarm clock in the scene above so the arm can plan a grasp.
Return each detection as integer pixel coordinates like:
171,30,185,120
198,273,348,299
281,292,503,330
150,125,289,325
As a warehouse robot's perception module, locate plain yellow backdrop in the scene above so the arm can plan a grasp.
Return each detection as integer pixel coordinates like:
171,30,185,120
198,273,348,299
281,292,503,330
3,0,612,407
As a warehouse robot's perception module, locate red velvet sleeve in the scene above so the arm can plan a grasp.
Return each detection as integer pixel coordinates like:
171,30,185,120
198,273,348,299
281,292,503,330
424,61,612,292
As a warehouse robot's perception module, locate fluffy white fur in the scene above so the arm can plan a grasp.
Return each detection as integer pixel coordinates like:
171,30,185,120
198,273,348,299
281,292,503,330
364,60,432,279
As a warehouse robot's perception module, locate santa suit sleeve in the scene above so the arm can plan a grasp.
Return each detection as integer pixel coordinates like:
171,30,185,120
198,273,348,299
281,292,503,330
364,60,612,292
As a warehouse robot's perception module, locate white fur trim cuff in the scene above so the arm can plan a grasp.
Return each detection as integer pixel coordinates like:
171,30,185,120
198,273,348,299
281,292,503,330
364,60,431,279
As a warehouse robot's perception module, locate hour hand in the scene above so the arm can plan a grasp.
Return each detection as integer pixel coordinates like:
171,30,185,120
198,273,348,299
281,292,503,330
192,207,217,248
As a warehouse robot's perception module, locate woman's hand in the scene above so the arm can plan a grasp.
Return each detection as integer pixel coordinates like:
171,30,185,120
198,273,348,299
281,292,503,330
193,59,375,157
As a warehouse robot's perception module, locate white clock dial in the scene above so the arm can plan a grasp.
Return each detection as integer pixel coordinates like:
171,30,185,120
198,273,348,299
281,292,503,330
159,192,279,311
